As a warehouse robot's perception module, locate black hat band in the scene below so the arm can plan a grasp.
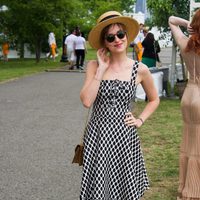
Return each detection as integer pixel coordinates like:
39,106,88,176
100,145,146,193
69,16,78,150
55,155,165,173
99,15,120,23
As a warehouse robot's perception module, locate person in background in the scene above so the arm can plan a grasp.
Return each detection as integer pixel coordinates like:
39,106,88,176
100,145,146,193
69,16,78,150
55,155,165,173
169,8,200,200
79,11,159,200
143,27,149,37
133,23,145,61
65,29,77,70
75,31,87,70
142,32,160,68
2,41,9,62
47,32,57,61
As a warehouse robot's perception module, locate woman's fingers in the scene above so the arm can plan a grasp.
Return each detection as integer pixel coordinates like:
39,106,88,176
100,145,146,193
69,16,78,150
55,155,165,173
187,25,195,34
97,48,106,61
97,48,110,69
124,112,143,128
124,112,136,125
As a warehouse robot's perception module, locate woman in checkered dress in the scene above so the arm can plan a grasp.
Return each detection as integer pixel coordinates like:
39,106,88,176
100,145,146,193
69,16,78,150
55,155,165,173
80,11,160,200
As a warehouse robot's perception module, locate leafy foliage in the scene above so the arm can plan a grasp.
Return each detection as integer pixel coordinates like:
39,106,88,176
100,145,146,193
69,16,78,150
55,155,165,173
146,0,190,30
78,0,136,36
0,0,136,61
0,0,73,61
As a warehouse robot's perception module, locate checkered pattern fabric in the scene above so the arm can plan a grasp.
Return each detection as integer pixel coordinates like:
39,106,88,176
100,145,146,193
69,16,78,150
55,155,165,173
80,61,149,200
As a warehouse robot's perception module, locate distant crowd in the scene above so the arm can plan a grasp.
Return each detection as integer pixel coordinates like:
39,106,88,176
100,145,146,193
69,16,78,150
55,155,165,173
46,27,87,70
130,23,161,68
1,24,160,69
64,27,87,70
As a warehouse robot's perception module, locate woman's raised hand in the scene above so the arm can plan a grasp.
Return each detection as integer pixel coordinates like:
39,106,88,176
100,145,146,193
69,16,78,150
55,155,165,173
187,24,195,35
97,48,110,72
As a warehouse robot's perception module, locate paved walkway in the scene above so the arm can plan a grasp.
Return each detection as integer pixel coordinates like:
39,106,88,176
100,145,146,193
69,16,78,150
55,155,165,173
0,47,176,200
0,72,87,200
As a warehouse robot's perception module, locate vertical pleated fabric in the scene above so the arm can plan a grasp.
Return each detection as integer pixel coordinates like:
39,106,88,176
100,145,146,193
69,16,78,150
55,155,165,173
177,80,200,200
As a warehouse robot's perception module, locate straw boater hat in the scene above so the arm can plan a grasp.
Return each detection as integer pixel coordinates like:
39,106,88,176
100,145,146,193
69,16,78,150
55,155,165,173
88,11,139,49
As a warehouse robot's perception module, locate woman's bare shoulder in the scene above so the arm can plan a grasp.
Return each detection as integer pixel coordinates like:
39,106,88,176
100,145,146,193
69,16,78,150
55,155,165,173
86,60,98,72
137,62,150,75
87,60,98,66
136,62,151,84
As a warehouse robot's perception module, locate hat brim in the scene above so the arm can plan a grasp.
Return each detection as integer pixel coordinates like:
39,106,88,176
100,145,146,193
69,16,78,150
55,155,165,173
88,16,139,49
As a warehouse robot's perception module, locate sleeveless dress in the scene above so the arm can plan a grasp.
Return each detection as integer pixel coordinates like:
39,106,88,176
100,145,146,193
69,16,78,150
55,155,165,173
178,55,200,200
80,62,149,200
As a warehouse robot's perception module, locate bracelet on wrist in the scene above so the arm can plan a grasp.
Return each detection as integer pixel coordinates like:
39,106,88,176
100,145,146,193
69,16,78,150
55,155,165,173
138,118,144,124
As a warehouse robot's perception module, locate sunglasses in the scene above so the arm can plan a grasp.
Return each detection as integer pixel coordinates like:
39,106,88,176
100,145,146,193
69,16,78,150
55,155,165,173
105,30,126,43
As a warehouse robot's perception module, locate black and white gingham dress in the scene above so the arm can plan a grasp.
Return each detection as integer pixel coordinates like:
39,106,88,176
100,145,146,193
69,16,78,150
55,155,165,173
80,61,149,200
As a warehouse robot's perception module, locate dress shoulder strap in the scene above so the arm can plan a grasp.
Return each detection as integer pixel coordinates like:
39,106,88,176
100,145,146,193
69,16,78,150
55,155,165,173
131,61,139,85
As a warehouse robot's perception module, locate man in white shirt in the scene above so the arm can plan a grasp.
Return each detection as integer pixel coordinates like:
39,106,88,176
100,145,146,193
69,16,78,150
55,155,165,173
65,30,77,69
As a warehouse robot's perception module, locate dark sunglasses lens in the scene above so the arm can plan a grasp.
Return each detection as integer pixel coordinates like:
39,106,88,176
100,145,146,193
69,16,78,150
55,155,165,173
106,34,115,43
105,30,126,43
117,31,126,39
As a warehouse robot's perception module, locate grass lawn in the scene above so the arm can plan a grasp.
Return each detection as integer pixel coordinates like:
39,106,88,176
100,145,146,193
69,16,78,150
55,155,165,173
0,44,97,83
0,44,133,83
0,58,68,82
134,99,182,200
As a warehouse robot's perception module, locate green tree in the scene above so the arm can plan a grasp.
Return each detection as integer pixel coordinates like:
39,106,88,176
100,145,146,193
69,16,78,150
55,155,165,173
0,0,74,62
0,0,136,61
76,0,136,37
146,0,190,94
146,0,190,29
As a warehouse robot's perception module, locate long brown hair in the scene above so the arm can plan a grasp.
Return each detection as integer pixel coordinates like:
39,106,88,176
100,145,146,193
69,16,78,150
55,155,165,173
185,9,200,55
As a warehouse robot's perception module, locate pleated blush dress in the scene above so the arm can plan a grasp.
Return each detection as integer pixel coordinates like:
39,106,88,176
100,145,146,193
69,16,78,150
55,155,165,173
177,55,200,200
80,61,149,200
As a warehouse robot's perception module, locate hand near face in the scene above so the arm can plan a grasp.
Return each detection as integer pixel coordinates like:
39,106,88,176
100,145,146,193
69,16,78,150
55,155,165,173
97,48,110,71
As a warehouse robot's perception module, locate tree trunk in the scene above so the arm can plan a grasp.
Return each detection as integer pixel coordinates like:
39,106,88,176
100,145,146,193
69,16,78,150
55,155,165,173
170,41,177,96
35,39,41,63
19,42,24,59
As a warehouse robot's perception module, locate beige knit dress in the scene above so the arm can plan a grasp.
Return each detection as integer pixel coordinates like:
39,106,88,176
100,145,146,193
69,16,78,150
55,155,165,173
177,51,200,200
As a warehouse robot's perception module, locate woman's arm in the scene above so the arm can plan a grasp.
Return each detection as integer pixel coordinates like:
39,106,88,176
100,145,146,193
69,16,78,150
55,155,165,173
124,63,160,128
141,39,147,48
80,48,110,108
80,60,101,108
137,64,160,122
155,40,160,53
168,16,189,45
83,38,87,53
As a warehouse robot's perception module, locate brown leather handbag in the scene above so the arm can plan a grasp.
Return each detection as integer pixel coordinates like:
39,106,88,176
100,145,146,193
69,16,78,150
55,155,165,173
72,144,84,166
72,108,90,166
